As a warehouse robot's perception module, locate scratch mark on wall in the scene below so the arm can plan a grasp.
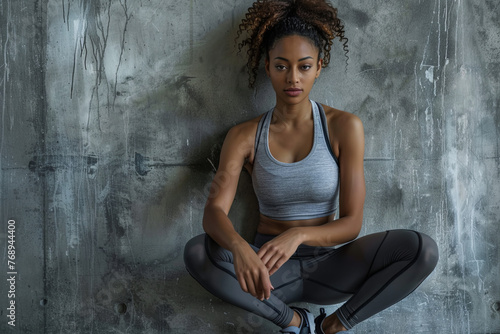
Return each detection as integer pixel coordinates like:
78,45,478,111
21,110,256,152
86,0,112,135
437,0,441,70
425,66,434,83
414,62,419,121
424,106,434,153
0,0,11,167
189,0,194,64
113,0,132,158
66,0,114,135
355,67,383,76
134,152,203,176
112,0,132,110
28,154,98,174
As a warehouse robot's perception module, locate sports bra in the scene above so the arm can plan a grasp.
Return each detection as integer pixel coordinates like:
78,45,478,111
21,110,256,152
251,100,340,220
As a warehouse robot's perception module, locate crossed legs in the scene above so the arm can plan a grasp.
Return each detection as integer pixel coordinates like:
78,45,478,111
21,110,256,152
184,230,438,332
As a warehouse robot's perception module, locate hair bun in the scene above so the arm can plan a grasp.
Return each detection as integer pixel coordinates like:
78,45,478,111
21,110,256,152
236,0,349,88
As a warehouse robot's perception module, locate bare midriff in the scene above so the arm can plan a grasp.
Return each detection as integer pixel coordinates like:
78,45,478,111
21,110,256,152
256,212,336,235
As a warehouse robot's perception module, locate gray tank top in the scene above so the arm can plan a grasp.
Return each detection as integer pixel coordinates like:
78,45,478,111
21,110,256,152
252,100,340,221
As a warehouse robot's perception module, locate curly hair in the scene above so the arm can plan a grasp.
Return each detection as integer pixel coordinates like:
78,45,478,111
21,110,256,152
236,0,348,88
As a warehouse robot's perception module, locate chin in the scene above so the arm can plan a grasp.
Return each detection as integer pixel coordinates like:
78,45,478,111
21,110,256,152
278,94,309,105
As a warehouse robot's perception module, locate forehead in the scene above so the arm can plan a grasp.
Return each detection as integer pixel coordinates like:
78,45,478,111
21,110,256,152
268,35,319,59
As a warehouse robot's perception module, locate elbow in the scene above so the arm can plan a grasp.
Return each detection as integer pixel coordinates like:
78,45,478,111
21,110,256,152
353,214,363,238
344,224,361,243
202,203,222,235
351,224,362,240
202,205,212,234
202,219,209,234
346,214,363,241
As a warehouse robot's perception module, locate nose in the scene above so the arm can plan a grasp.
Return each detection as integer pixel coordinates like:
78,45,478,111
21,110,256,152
287,67,299,83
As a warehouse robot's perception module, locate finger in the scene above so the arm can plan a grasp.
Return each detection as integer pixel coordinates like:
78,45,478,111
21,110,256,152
257,239,277,257
256,246,269,260
261,275,272,300
236,273,248,293
258,244,279,267
246,276,257,298
255,268,270,301
263,280,271,300
256,287,264,301
259,250,274,268
269,257,287,276
257,271,267,300
264,252,283,272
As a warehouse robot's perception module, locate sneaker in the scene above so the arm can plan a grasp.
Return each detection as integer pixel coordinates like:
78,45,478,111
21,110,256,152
315,308,350,333
314,307,327,334
279,307,315,334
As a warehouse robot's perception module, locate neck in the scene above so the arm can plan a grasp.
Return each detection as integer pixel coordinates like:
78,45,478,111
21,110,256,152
272,98,312,126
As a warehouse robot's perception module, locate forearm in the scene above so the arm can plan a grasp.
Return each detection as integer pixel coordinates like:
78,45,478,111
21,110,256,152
294,215,363,247
202,205,248,252
203,204,273,300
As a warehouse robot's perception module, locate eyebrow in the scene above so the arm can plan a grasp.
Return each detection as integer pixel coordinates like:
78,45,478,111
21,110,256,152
274,56,314,62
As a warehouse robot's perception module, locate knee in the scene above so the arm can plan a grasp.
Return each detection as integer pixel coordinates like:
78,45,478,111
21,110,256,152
390,229,439,275
184,234,207,275
417,232,439,274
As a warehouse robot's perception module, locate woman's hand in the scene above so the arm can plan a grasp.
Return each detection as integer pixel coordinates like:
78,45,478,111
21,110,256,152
232,242,274,301
257,228,302,276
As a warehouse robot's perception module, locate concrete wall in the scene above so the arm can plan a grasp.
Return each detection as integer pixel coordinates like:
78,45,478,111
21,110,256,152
1,0,499,333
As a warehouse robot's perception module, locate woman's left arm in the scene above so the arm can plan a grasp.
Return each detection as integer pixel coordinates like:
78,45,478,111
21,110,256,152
297,112,366,247
258,112,365,275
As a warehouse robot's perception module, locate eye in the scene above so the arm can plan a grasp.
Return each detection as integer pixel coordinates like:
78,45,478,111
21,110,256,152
275,65,287,71
301,65,312,70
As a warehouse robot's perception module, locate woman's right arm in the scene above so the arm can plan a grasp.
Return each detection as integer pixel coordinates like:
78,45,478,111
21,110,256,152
202,122,273,301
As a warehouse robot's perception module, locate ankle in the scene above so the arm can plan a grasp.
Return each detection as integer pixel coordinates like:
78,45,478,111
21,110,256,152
287,310,302,328
322,313,347,333
281,308,314,333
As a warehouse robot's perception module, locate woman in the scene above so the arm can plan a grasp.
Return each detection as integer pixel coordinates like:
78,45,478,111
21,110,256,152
184,1,439,333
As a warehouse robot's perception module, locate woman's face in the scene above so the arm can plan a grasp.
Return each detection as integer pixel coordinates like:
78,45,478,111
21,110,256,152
265,35,323,105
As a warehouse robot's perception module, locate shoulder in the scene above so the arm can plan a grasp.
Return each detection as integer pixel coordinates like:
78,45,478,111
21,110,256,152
225,113,264,145
222,113,265,161
320,103,364,141
321,104,363,131
318,103,364,160
226,113,263,139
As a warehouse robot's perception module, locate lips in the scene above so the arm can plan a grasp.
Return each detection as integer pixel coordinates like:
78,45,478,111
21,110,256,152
284,88,303,97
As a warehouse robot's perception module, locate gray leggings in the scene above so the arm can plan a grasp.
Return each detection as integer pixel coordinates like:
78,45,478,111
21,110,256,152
184,230,438,329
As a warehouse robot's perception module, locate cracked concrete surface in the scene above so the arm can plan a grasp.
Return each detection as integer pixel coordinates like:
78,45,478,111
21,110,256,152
0,0,499,333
